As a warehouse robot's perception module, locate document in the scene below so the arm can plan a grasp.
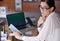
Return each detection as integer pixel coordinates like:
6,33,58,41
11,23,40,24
9,24,23,35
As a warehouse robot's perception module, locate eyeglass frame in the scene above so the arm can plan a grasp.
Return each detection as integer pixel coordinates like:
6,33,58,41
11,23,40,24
38,5,51,11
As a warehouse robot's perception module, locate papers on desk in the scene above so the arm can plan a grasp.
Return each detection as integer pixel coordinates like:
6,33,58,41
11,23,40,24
1,31,8,41
9,24,23,36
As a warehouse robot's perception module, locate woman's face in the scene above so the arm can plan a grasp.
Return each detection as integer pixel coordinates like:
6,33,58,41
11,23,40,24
40,2,53,17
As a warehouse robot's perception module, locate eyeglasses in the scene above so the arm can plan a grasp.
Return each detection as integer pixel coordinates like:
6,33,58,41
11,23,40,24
39,6,50,11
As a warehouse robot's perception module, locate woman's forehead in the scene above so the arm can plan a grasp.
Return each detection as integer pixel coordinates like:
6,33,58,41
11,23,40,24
40,2,49,7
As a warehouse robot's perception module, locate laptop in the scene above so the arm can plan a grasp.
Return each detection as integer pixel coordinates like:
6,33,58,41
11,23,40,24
6,12,26,29
6,12,27,36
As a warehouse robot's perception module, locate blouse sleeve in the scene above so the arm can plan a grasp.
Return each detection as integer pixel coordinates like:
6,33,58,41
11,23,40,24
22,27,41,41
22,36,39,41
22,33,44,41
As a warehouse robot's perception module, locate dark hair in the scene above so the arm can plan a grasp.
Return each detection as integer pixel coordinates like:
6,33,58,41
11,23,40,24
39,0,56,12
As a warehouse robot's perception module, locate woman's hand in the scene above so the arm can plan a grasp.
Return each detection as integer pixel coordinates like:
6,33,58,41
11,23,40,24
13,32,23,40
37,16,46,27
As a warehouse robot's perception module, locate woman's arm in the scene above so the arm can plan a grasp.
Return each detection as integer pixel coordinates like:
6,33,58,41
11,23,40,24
13,32,40,41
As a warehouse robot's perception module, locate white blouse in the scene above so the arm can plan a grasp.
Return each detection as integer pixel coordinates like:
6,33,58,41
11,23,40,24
22,12,60,41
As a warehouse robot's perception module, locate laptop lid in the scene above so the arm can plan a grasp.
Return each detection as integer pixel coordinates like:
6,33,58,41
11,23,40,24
6,12,26,29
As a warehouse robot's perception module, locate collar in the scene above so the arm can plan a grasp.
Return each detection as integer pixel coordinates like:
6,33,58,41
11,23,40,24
47,11,55,17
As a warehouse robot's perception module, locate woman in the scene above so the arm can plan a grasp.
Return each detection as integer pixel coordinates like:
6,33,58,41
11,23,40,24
13,0,60,41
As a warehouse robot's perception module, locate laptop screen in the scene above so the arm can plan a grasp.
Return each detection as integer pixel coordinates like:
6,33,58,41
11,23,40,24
6,12,26,28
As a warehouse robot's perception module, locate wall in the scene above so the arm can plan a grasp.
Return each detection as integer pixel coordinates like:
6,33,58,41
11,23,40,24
0,0,15,12
24,12,41,20
22,1,60,12
55,1,60,13
0,0,60,12
22,2,40,12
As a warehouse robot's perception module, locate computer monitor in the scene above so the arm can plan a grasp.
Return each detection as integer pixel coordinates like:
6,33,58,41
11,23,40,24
6,12,26,29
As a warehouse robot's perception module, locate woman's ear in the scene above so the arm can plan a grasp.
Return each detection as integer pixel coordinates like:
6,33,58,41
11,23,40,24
50,7,54,12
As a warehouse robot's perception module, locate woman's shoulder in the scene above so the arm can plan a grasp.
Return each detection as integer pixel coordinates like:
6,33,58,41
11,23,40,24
47,12,60,20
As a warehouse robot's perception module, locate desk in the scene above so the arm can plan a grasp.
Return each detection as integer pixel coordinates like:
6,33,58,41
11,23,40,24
11,25,38,41
1,18,38,41
2,18,12,41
